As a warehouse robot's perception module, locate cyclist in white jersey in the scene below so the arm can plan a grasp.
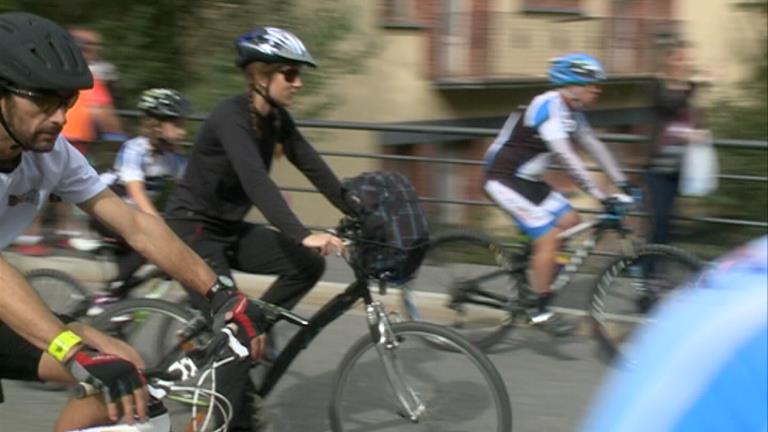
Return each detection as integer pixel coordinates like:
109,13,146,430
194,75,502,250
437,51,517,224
0,12,267,430
484,53,636,335
88,89,190,314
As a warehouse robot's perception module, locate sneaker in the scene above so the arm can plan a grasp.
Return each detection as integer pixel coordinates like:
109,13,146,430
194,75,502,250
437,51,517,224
527,310,575,337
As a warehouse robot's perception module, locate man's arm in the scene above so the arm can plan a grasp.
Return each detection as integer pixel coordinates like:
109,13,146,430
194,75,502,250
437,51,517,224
0,257,69,350
547,137,607,200
78,188,216,295
575,127,628,186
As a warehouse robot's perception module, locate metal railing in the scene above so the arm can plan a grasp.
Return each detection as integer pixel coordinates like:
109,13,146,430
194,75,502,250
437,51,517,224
114,110,768,230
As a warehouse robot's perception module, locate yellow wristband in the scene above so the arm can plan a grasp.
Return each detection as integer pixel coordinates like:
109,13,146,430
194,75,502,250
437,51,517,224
48,330,83,362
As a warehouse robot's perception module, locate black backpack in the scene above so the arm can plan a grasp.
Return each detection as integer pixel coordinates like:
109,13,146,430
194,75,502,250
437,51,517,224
341,171,430,284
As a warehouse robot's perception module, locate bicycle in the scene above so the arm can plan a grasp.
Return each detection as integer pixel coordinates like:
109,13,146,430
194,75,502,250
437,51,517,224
22,238,182,393
401,203,705,360
67,324,249,432
90,217,513,432
24,236,179,319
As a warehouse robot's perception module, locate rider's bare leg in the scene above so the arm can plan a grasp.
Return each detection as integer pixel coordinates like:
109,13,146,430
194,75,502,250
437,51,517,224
530,210,580,296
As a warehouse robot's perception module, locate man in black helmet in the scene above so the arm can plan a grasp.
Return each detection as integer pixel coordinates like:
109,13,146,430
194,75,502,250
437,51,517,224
164,26,350,431
0,12,267,430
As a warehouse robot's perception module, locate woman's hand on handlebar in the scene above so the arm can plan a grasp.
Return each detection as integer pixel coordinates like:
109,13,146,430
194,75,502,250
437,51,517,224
302,233,346,257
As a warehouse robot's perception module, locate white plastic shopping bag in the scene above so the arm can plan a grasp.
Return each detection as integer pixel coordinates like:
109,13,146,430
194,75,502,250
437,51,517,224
679,130,719,197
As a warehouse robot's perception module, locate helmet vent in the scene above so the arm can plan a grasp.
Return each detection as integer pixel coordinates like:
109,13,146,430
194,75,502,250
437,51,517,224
26,44,51,70
0,12,92,90
47,37,71,71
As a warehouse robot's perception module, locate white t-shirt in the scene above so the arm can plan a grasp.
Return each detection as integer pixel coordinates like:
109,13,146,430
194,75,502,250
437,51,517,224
99,136,186,202
0,136,105,249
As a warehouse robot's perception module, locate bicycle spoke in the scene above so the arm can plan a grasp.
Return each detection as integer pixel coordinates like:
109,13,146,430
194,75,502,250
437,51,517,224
590,245,704,362
330,322,511,432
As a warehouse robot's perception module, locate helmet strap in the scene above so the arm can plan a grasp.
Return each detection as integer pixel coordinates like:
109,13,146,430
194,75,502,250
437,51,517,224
251,80,280,112
0,99,30,152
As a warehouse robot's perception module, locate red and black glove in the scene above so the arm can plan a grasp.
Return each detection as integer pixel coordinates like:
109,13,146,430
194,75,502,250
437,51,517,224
66,347,145,403
207,275,268,344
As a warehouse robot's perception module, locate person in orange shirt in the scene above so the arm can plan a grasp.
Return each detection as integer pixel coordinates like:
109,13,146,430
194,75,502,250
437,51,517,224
63,27,125,156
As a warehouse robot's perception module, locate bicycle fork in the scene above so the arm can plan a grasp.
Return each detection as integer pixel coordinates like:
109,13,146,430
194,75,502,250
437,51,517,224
366,301,425,422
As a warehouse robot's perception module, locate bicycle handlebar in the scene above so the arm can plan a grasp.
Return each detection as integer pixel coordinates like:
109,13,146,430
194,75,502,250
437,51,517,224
74,323,247,399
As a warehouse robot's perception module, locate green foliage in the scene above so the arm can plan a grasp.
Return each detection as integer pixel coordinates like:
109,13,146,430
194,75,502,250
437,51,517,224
696,6,767,253
0,0,373,116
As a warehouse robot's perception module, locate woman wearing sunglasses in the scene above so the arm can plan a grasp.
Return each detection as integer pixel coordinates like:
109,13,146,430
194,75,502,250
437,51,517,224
164,26,349,432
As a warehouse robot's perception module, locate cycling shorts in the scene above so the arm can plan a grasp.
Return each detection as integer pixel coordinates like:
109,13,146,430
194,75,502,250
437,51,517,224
484,177,572,239
0,314,76,402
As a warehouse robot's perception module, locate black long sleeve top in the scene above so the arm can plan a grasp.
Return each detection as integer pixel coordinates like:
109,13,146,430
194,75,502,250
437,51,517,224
166,94,349,243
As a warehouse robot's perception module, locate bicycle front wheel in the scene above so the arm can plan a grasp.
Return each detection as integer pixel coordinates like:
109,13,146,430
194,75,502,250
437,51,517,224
329,321,512,432
589,243,705,361
403,231,523,350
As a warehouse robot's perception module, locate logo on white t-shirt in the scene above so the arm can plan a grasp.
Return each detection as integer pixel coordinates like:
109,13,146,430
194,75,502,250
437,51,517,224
7,189,39,207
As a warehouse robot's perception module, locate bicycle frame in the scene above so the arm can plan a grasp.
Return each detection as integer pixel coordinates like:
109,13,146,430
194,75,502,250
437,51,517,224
550,214,634,291
461,213,636,311
256,270,378,397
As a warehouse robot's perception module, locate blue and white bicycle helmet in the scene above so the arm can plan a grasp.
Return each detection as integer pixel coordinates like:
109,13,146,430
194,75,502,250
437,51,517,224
548,53,606,86
235,26,317,68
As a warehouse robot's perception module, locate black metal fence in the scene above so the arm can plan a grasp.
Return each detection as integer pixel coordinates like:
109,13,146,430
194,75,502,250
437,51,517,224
115,110,768,231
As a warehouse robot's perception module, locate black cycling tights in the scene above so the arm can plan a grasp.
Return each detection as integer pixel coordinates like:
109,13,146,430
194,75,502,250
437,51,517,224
168,218,325,431
168,218,325,313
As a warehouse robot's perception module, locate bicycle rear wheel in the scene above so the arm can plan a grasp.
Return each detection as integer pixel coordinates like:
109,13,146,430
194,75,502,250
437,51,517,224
25,268,90,318
329,321,512,432
589,244,705,361
402,231,524,350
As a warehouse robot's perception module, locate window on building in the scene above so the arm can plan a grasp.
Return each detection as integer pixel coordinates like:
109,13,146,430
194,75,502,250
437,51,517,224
380,0,423,28
523,0,582,14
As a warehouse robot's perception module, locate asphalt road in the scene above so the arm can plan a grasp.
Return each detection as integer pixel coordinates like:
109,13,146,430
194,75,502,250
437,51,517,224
1,252,613,432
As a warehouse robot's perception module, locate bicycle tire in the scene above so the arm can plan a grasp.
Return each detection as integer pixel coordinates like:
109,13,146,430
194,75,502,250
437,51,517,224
89,298,204,370
25,268,90,318
402,230,524,351
328,321,512,432
589,243,705,361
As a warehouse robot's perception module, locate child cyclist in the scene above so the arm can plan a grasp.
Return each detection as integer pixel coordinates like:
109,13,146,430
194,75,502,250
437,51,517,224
87,88,191,314
483,53,636,335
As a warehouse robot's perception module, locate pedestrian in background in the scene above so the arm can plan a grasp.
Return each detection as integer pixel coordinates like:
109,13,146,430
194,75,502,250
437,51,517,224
646,41,711,245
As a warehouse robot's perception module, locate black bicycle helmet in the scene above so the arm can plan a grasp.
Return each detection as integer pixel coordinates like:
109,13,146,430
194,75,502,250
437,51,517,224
0,12,93,91
137,88,192,119
235,26,317,69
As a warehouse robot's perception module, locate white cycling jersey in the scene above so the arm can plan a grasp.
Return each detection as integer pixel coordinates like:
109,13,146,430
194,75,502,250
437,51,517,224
100,136,186,203
484,90,626,200
0,135,104,249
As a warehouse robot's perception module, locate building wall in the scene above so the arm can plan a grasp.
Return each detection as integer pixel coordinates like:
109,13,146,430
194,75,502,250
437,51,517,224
676,0,766,98
266,0,761,230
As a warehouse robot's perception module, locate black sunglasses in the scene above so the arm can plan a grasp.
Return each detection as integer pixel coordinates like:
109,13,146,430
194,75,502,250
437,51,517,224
279,67,302,84
3,85,79,114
